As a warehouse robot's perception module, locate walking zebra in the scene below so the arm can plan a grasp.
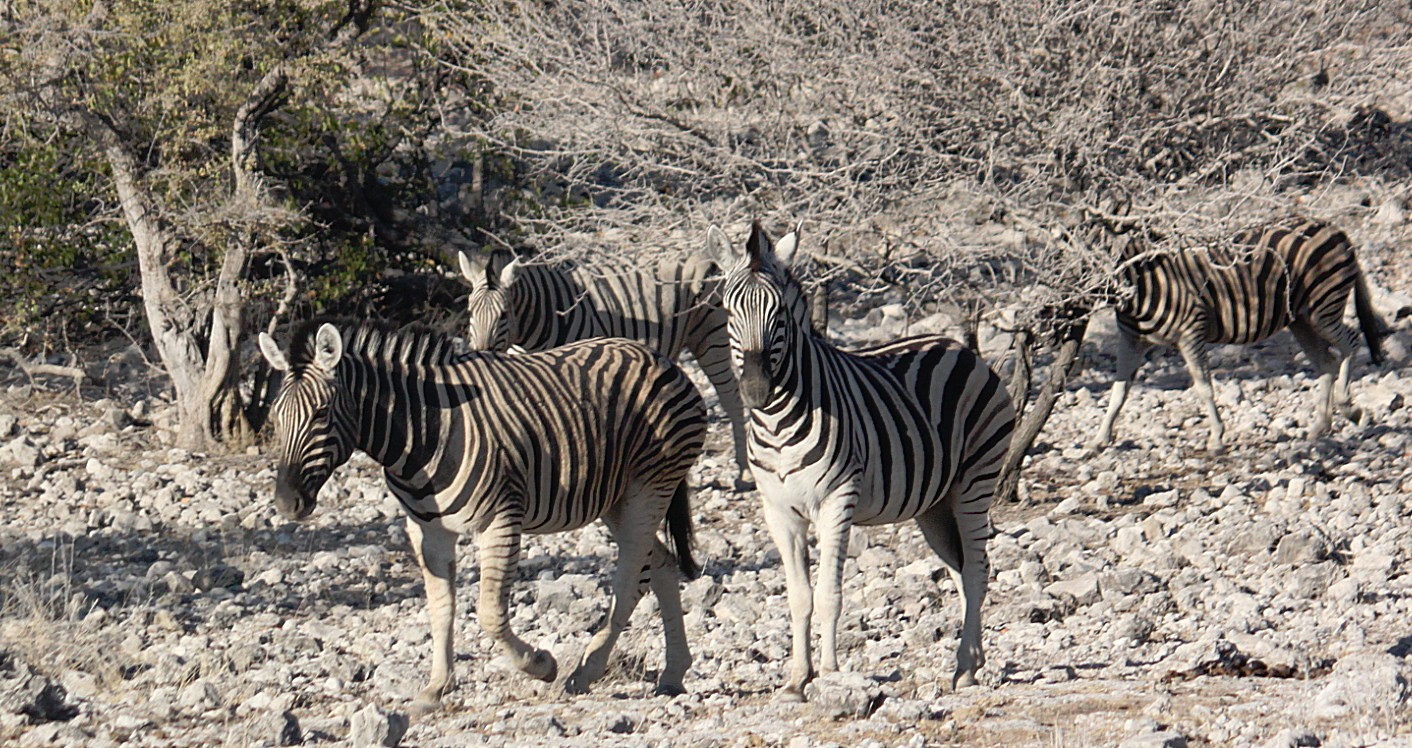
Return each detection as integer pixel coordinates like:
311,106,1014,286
1090,218,1384,454
257,320,707,711
457,251,753,489
702,223,1015,698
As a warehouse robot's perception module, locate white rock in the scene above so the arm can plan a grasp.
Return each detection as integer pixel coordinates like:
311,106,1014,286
348,703,408,747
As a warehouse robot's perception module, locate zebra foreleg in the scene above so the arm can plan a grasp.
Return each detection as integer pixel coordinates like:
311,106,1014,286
812,496,856,676
1090,332,1150,453
1176,340,1225,453
648,538,692,696
566,505,656,694
762,501,815,700
407,518,458,713
476,513,558,684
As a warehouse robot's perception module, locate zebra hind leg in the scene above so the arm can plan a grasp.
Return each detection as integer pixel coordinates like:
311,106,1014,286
1319,318,1366,426
1293,320,1355,437
476,513,558,684
565,497,659,694
1089,331,1150,454
916,496,990,690
648,538,692,695
407,519,459,714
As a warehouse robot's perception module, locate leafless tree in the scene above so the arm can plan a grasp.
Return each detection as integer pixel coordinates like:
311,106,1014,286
423,0,1410,497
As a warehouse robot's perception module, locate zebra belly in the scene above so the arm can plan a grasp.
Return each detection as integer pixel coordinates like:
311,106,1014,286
390,468,617,536
749,440,945,527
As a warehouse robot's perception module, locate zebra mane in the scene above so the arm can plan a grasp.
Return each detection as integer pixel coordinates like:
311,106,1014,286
286,318,462,370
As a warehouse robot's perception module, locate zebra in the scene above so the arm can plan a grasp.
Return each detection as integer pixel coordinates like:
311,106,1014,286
702,222,1016,698
257,320,707,711
1089,218,1384,454
457,250,754,490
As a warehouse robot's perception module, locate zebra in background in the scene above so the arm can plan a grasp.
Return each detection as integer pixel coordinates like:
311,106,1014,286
258,320,706,711
703,223,1015,698
457,250,753,489
1089,218,1384,454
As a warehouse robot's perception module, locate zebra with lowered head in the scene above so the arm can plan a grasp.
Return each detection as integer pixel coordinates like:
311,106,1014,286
458,250,754,489
258,320,707,711
703,222,1015,699
1089,217,1384,454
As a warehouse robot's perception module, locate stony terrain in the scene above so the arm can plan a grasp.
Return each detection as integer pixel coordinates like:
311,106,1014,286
2,232,1411,747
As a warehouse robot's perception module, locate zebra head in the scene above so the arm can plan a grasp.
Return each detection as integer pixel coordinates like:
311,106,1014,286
458,251,522,352
705,221,808,409
258,323,355,521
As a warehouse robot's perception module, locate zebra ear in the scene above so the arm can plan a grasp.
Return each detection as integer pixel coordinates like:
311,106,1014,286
498,258,522,289
745,221,772,271
258,332,288,372
458,251,488,291
313,323,344,371
774,222,802,267
704,225,741,269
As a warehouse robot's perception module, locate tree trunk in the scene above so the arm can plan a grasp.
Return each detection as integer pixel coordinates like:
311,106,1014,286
997,314,1089,504
204,65,290,449
201,241,253,448
105,141,215,450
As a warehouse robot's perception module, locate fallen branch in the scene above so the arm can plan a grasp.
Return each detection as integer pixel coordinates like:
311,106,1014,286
0,348,90,390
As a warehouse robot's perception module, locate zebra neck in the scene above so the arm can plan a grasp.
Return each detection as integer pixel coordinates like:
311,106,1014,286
512,269,587,349
345,360,461,479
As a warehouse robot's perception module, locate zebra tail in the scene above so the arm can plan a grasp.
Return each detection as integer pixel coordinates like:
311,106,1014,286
1354,266,1385,365
665,480,701,580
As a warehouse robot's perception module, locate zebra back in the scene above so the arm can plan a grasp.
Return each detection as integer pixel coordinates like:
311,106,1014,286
460,252,726,359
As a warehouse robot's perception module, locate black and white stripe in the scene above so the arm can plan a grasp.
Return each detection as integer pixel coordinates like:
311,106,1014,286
704,223,1015,698
458,251,753,488
1092,218,1384,452
258,320,707,709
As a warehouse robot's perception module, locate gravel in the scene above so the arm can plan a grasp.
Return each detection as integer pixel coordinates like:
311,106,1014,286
0,232,1409,746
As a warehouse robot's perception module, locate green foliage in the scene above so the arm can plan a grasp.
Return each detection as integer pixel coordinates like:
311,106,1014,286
0,137,134,347
0,0,490,350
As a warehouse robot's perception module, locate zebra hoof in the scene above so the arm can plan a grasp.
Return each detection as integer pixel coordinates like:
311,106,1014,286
564,669,591,695
776,686,807,703
654,682,687,697
733,477,756,493
410,692,444,717
952,670,978,690
527,650,558,683
410,698,442,718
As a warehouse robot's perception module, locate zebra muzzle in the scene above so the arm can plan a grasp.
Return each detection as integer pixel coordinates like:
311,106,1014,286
274,468,317,521
737,352,772,409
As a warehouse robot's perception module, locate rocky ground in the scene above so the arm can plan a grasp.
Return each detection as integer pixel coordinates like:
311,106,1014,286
2,229,1411,747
